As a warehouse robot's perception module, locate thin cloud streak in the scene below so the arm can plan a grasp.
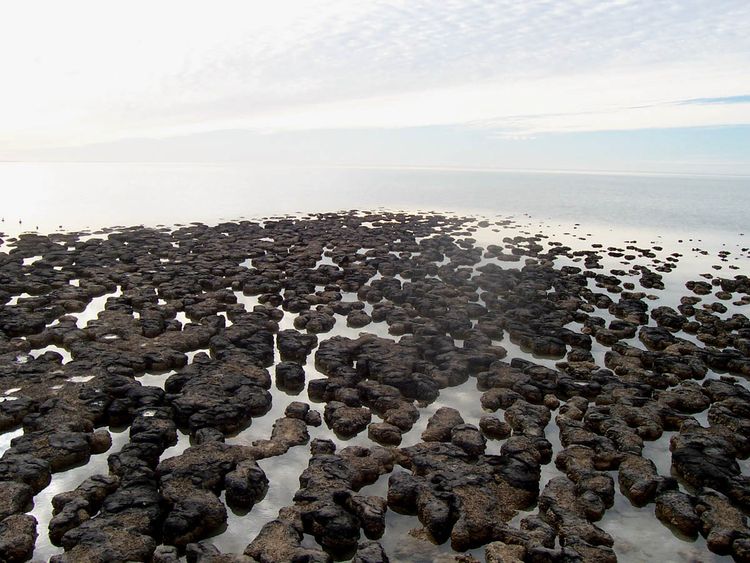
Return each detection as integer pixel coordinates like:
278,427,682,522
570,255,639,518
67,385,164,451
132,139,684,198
130,59,749,139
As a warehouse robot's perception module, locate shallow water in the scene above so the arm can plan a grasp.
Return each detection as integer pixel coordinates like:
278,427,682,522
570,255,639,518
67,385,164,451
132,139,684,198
599,470,726,563
31,426,132,561
0,166,748,561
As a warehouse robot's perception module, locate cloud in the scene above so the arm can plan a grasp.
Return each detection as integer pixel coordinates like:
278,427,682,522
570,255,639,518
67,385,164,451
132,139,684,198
0,0,749,150
679,95,750,105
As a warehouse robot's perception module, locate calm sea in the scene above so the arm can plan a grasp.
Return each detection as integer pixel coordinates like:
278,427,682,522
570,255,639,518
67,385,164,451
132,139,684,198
0,163,748,238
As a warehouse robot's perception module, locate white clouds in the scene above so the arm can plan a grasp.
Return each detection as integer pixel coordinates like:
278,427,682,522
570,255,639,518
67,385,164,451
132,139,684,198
1,0,749,150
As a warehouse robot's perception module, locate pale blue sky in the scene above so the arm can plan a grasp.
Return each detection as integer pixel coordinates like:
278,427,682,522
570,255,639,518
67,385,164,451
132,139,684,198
1,0,749,174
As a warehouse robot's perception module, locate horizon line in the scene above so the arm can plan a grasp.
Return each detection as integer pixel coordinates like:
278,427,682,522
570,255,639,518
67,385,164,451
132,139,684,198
0,160,749,179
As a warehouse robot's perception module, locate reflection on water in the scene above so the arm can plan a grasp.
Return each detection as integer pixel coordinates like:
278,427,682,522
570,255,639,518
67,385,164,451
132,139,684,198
30,426,131,561
0,427,23,456
30,344,73,364
598,473,730,563
399,377,485,449
74,287,123,328
159,428,192,460
209,444,313,554
641,430,677,480
137,370,176,389
378,510,485,562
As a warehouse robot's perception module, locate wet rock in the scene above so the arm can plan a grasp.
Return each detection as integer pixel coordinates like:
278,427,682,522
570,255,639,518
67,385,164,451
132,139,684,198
639,326,679,350
277,329,318,362
244,517,330,563
284,401,322,427
564,537,616,562
295,310,336,334
696,491,750,556
0,453,51,493
352,539,389,563
670,421,743,497
324,401,372,439
342,493,388,539
567,347,595,363
538,476,614,548
655,490,700,538
347,310,372,328
90,428,112,453
0,481,32,520
525,544,585,562
52,520,157,562
195,426,225,444
382,402,419,432
485,541,526,562
51,470,161,561
0,514,37,563
152,545,180,563
618,454,674,506
415,487,457,544
158,441,255,546
357,380,401,413
186,541,220,562
270,416,310,448
386,470,421,514
52,475,119,512
651,306,687,331
480,388,522,412
356,336,440,402
225,459,269,509
422,407,464,442
275,361,306,393
165,355,272,434
129,407,176,449
543,394,561,410
395,440,541,551
505,401,550,437
479,415,512,440
310,438,337,456
519,514,556,549
49,473,119,544
186,540,258,562
451,424,487,457
162,487,227,547
292,445,395,555
368,422,403,446
0,395,36,432
9,429,93,472
49,497,92,546
707,397,750,443
609,297,648,325
687,280,713,295
306,409,323,427
657,381,710,413
3,210,748,561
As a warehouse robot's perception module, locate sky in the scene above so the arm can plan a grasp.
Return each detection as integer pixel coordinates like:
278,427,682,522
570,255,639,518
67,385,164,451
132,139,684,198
1,0,749,174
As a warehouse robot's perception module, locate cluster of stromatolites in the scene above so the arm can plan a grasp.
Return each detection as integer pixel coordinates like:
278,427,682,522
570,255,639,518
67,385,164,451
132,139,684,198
0,211,748,562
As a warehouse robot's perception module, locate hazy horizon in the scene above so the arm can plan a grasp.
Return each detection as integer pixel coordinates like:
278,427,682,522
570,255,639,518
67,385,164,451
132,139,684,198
2,160,750,179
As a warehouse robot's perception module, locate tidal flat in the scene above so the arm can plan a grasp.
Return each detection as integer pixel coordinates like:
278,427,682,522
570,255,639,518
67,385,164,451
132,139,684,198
0,209,748,562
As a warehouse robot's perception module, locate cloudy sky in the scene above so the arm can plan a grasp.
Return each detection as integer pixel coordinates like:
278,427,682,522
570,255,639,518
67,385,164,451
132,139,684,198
1,0,749,173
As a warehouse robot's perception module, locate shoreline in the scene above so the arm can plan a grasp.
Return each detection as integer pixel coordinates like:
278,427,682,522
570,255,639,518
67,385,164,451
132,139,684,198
0,209,748,562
